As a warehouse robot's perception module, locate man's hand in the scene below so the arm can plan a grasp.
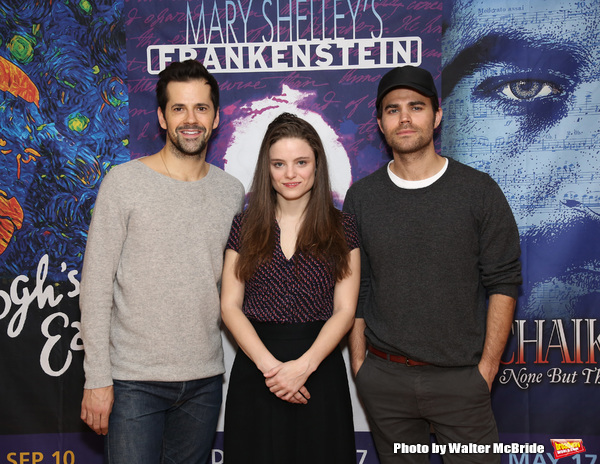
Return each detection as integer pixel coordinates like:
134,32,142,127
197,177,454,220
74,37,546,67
351,355,365,377
349,318,367,376
477,360,499,392
81,386,114,435
479,293,516,392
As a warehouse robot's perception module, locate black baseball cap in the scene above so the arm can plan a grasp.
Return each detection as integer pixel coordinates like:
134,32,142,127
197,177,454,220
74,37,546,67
376,66,438,110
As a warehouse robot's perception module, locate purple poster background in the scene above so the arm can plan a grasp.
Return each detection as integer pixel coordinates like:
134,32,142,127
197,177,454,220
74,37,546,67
125,0,442,208
125,1,441,463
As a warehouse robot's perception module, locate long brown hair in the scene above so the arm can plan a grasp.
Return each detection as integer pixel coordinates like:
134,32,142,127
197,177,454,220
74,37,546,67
235,113,351,282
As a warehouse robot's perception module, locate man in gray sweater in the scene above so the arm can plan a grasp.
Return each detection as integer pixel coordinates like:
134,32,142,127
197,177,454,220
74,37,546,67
79,60,244,464
343,66,521,464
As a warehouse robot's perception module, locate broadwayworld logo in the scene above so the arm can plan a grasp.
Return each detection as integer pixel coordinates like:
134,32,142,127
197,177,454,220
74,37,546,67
550,439,586,460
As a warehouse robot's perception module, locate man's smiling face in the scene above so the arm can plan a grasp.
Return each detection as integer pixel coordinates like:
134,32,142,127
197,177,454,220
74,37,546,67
157,79,219,159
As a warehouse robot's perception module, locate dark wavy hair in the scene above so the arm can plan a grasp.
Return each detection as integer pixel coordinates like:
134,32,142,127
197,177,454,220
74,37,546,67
156,60,219,112
235,113,351,282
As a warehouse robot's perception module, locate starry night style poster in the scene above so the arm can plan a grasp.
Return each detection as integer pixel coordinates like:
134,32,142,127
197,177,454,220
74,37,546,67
0,0,127,461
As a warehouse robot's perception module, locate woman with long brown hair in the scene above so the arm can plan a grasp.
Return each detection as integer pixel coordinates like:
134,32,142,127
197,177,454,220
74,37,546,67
221,113,359,463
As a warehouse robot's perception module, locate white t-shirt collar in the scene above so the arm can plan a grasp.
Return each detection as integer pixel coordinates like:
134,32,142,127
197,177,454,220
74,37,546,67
387,157,448,189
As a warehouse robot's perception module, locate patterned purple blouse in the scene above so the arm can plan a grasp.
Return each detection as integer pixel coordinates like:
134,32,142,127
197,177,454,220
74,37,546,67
226,212,360,323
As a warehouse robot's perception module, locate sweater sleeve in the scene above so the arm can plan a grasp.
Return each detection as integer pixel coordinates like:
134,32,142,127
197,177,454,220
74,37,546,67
79,169,128,389
479,178,522,299
343,186,371,318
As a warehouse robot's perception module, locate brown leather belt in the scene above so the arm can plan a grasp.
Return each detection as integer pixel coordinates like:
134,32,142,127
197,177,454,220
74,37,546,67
368,345,430,366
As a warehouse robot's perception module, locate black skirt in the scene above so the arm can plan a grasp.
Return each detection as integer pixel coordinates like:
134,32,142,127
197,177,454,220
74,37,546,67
223,321,356,464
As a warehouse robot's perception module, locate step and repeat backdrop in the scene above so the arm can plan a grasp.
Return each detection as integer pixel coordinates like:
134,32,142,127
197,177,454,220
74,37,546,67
0,1,597,463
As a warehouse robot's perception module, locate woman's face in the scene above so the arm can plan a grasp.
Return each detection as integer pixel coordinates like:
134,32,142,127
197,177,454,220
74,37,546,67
269,137,316,205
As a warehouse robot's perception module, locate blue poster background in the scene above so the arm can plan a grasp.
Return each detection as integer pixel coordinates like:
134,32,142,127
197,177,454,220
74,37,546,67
442,0,599,461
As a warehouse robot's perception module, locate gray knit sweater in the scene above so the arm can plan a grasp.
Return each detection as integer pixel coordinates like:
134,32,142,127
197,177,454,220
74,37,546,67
343,158,521,366
80,160,244,389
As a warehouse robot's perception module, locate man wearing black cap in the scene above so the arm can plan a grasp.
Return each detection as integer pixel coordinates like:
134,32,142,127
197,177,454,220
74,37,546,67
343,66,521,463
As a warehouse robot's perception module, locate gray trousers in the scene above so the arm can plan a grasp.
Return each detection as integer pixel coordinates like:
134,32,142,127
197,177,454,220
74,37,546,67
355,352,500,464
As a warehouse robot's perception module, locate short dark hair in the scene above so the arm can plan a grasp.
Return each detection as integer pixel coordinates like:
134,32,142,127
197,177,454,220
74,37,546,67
156,60,219,113
376,66,440,118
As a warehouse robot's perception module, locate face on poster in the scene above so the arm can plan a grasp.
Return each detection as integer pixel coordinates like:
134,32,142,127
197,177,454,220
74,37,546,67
443,0,600,322
442,0,600,440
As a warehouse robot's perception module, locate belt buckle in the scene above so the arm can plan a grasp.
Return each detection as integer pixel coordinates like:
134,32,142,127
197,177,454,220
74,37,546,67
406,358,411,366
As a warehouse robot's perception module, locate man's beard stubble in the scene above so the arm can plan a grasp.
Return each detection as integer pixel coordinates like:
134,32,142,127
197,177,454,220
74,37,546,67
167,125,208,158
